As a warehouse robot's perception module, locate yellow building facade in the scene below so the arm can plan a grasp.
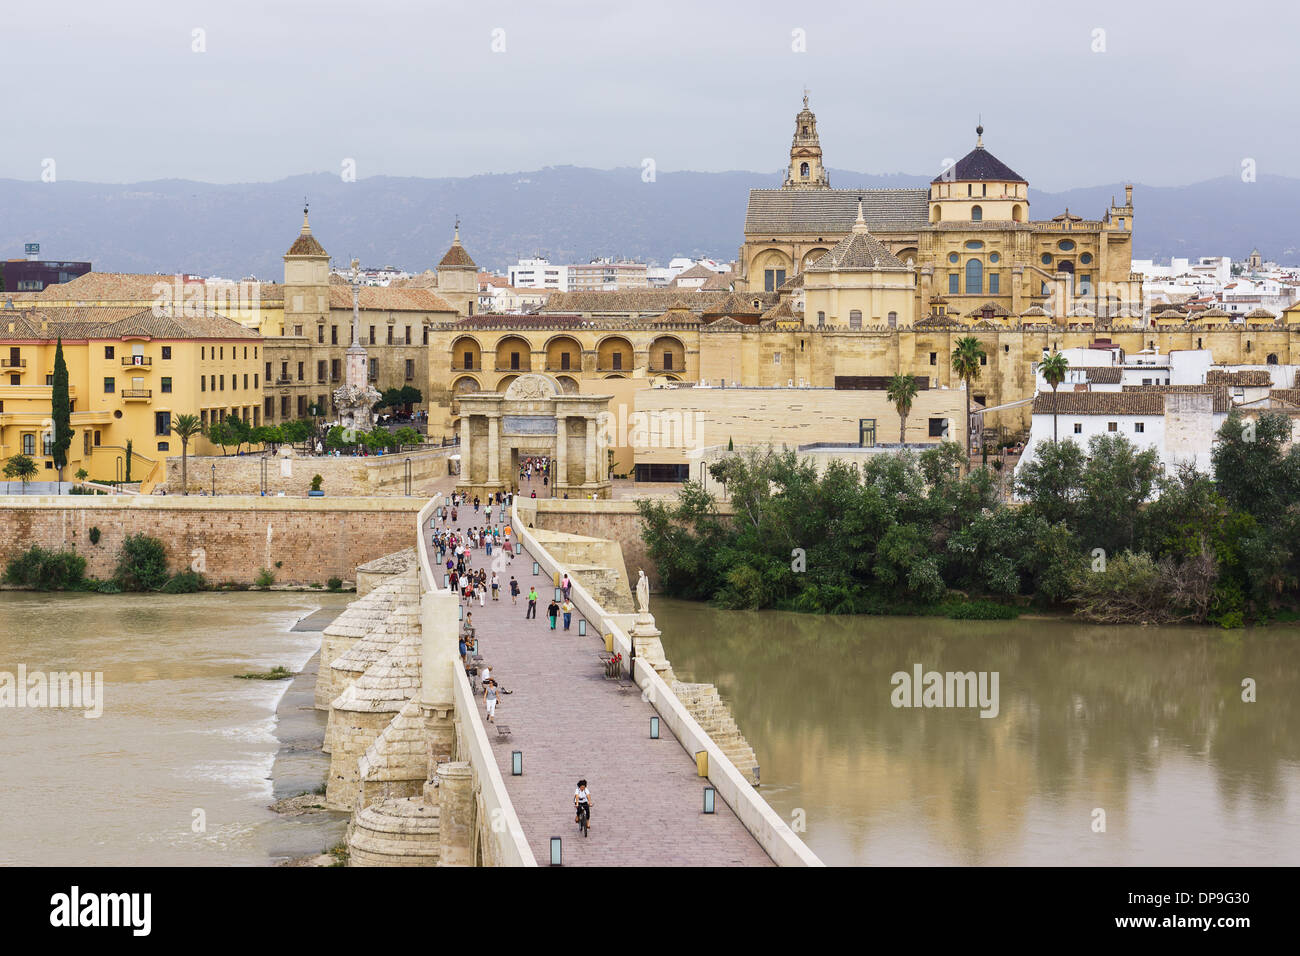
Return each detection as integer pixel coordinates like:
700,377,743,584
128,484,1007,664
0,305,263,483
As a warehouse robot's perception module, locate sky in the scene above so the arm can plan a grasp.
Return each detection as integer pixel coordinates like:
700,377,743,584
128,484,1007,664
3,0,1298,191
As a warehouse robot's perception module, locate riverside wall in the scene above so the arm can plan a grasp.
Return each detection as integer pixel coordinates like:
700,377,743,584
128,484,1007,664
164,447,456,497
0,495,423,585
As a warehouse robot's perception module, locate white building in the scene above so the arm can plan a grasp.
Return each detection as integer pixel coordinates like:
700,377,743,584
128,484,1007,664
508,257,568,290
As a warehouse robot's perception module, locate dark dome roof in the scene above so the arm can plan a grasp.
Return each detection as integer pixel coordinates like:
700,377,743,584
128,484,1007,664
932,146,1025,184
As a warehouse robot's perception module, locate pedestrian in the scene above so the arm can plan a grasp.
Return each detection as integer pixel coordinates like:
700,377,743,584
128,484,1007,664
547,597,559,631
484,678,498,722
478,580,486,606
474,495,480,513
526,586,538,619
531,489,537,499
561,598,573,631
510,576,520,606
561,573,571,600
491,571,500,601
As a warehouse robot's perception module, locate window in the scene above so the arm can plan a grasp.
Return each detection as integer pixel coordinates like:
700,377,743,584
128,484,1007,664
764,269,786,292
105,346,115,359
423,327,429,346
1134,422,1145,433
331,326,338,345
989,252,999,263
800,161,810,177
280,396,290,418
23,434,35,455
817,311,825,327
1058,240,1076,251
948,253,959,264
965,241,984,250
970,205,982,221
989,273,999,295
1107,422,1118,432
949,274,960,294
219,375,224,391
887,311,897,329
84,431,91,455
929,352,937,366
368,357,378,381
298,396,307,417
405,326,412,345
297,362,304,381
965,259,983,295
663,352,674,370
369,326,376,345
94,430,101,447
264,397,275,418
155,411,171,436
1074,423,1083,434
254,374,258,388
773,353,781,365
104,377,115,393
1041,253,1053,266
162,346,171,360
928,418,949,437
265,362,272,380
331,359,340,381
849,310,862,329
405,359,415,380
161,377,172,393
979,354,987,365
1080,253,1093,264
510,351,521,371
318,325,325,343
157,441,169,451
612,353,623,371
294,325,302,337
560,352,571,371
859,418,877,447
387,326,394,346
317,360,327,382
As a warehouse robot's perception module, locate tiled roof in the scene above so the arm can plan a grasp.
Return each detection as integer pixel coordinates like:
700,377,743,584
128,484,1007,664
540,289,727,315
438,241,477,269
447,315,590,329
701,291,777,317
1244,308,1277,319
1206,369,1272,386
700,271,735,291
287,233,328,257
744,187,929,234
15,271,284,304
759,299,801,321
1121,384,1233,412
805,228,908,272
673,264,716,280
327,286,456,313
932,146,1025,184
967,301,1011,317
1033,392,1165,415
1269,388,1300,407
776,271,804,292
1,305,258,340
1084,367,1123,384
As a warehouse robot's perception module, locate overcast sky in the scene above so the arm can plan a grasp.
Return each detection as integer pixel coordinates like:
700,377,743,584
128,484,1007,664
3,0,1297,190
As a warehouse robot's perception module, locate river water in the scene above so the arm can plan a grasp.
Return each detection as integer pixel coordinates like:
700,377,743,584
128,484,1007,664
0,591,352,866
656,599,1300,866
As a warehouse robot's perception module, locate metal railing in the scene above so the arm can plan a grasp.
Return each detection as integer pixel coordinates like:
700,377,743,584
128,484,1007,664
121,356,152,366
1,358,27,368
120,389,152,398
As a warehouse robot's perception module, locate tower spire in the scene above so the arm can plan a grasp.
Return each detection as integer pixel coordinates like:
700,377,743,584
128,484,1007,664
976,117,984,148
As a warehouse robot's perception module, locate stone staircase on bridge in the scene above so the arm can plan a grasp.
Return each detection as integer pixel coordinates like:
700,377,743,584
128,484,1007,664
670,681,760,787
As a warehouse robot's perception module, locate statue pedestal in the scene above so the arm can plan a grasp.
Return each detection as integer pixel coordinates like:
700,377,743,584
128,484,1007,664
630,613,673,683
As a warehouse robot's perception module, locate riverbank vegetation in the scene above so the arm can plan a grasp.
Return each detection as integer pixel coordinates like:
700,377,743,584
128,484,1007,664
638,411,1300,628
3,533,208,593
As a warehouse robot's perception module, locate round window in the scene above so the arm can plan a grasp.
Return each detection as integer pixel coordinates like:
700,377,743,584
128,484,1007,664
989,252,1000,263
1058,240,1076,251
113,410,123,419
1080,252,1093,264
1041,253,1053,265
948,253,959,264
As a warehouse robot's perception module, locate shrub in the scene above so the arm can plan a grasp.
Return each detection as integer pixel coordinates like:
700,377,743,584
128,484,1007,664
310,474,323,492
327,576,343,592
939,600,1021,620
160,570,206,593
3,546,87,590
114,534,170,591
95,579,122,594
88,527,101,545
255,568,275,588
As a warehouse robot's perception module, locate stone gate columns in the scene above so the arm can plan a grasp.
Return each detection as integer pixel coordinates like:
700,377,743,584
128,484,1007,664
487,413,500,485
585,416,597,484
555,411,568,489
459,415,471,477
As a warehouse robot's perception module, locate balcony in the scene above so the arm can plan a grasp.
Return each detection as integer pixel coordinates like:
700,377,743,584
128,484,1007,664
121,389,152,400
452,360,483,371
275,377,293,385
1,358,26,368
494,362,531,373
121,356,152,367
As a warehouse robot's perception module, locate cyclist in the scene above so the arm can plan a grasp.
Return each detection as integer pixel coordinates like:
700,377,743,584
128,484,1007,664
574,779,592,830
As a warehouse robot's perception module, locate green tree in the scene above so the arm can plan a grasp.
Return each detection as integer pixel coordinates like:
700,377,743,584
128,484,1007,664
885,373,920,444
223,414,252,454
1211,411,1300,519
124,438,133,483
281,419,313,444
1037,350,1069,443
251,424,284,453
950,336,987,459
1015,438,1085,527
3,454,38,494
205,420,233,454
50,337,72,484
114,533,170,591
1076,433,1161,555
170,413,203,495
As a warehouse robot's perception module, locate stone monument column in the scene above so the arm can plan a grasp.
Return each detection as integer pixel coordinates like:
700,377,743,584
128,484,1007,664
487,413,501,485
585,415,597,484
459,415,472,481
555,412,568,491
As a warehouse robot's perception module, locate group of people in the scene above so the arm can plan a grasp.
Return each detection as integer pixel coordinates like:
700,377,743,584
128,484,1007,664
519,456,550,486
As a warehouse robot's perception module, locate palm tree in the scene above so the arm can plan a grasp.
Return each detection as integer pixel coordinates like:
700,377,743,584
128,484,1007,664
885,373,920,444
1039,351,1070,443
3,453,38,495
950,336,987,459
171,414,203,495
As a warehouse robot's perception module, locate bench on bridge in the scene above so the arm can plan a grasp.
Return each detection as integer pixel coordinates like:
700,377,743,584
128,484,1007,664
494,724,512,741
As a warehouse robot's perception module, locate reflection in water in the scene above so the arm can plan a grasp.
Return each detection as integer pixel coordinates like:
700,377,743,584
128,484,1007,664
655,599,1300,866
0,591,352,866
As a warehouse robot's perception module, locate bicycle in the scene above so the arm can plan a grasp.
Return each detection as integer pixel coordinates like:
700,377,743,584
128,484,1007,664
575,801,590,838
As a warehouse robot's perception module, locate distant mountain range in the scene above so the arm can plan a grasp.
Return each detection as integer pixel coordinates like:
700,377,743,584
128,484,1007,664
1,167,1297,280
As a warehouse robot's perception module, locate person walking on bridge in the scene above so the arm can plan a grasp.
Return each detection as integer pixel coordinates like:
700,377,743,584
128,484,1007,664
526,586,538,619
510,576,520,606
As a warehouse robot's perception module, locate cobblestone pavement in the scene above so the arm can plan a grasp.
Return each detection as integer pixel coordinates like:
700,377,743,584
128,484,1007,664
430,532,771,866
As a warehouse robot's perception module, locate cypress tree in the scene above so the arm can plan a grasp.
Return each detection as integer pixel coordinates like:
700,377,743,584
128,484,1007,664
51,337,72,486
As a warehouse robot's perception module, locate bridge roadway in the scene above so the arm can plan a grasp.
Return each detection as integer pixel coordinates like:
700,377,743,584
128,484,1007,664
426,529,772,866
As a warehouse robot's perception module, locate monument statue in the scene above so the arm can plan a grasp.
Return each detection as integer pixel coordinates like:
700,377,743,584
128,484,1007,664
332,257,381,434
635,569,650,615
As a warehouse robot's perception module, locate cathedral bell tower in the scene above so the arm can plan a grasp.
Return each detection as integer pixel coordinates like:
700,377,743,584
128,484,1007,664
783,91,830,189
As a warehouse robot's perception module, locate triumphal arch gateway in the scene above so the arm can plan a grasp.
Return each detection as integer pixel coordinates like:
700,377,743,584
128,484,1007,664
454,374,613,500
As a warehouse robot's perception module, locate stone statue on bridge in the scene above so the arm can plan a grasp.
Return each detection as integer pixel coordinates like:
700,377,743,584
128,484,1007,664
635,569,650,616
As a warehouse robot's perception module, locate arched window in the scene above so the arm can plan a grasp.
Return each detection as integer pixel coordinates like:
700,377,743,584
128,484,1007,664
1267,353,1278,365
971,205,983,222
965,259,983,295
1012,204,1024,222
849,310,863,329
800,162,810,178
